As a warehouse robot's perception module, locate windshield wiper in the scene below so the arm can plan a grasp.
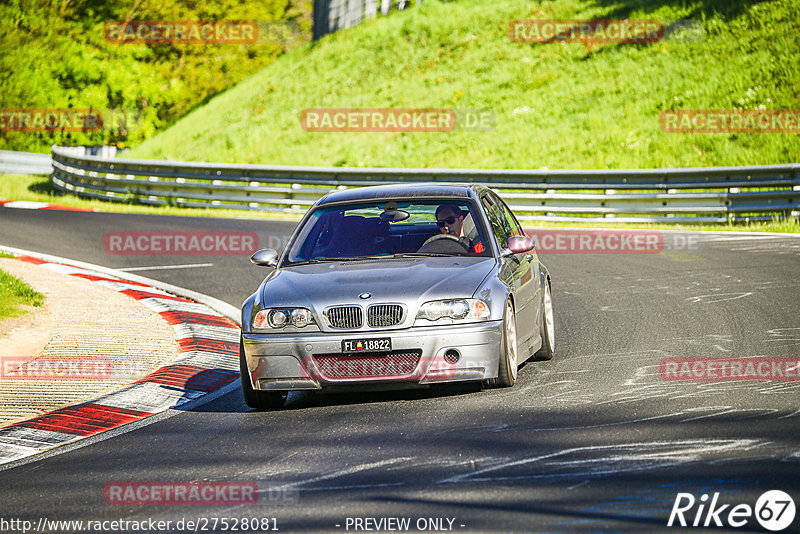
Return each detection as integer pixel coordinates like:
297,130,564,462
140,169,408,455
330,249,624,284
282,256,383,267
283,253,456,267
282,258,333,267
383,252,456,258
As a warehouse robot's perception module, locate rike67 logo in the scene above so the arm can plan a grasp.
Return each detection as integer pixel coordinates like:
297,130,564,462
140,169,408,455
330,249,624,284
668,490,795,531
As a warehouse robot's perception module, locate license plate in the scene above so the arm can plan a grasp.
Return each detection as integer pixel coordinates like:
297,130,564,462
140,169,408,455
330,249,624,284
342,337,392,353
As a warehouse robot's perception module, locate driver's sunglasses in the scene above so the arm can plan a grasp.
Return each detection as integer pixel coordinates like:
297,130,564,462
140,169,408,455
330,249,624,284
436,216,459,227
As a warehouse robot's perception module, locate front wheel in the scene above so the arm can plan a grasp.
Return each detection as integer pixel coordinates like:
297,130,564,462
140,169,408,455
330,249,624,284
240,337,287,410
534,280,555,361
486,299,518,388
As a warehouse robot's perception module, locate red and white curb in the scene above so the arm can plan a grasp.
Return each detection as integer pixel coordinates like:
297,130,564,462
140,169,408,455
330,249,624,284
0,200,92,212
0,250,240,465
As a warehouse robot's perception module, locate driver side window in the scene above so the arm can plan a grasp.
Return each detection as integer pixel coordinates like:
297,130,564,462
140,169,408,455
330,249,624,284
499,198,524,238
481,194,513,245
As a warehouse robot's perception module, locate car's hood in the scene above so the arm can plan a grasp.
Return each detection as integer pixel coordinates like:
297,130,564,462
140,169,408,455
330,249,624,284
258,257,495,309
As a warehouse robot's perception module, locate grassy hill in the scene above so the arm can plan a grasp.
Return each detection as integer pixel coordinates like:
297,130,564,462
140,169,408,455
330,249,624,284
0,0,311,153
128,0,800,169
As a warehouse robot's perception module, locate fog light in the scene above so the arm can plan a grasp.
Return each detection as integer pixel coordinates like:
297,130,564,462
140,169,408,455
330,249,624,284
444,349,460,364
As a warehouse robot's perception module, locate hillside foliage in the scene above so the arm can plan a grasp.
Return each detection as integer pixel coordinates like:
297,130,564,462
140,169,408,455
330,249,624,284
0,0,311,152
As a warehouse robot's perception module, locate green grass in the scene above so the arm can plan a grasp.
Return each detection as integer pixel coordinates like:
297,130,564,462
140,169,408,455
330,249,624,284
0,0,312,153
127,0,800,169
0,268,45,321
12,0,797,228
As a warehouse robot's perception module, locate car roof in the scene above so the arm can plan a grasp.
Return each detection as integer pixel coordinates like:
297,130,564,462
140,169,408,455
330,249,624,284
316,183,490,206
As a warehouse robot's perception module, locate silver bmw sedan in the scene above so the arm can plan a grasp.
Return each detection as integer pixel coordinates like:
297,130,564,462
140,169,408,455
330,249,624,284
240,183,554,409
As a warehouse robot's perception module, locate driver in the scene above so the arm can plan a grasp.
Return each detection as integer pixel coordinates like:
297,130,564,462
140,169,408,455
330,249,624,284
435,205,485,253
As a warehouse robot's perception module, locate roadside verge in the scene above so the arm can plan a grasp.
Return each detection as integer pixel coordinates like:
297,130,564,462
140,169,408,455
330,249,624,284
0,245,241,466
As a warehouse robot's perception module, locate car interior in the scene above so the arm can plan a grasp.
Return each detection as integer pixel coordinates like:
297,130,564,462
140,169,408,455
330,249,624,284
290,202,488,261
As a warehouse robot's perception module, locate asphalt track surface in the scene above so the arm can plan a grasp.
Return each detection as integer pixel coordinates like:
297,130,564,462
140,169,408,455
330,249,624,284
0,207,799,533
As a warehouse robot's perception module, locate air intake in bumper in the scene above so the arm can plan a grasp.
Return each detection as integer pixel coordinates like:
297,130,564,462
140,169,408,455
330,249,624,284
311,350,422,379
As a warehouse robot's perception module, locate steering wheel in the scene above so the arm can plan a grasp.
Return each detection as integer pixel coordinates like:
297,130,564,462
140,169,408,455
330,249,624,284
417,234,469,254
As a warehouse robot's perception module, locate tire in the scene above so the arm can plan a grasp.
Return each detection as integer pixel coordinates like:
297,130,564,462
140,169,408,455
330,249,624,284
239,337,287,410
533,279,555,361
486,299,518,388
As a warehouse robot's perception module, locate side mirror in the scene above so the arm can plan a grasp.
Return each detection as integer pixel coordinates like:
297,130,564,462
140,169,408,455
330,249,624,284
250,248,279,267
506,235,535,254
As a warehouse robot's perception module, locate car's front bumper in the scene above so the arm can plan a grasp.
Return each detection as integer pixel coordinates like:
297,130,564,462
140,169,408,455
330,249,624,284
241,321,503,391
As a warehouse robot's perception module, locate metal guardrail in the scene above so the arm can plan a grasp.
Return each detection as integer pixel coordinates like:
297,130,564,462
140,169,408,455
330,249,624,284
314,0,420,40
50,145,800,223
0,150,52,175
1,147,120,176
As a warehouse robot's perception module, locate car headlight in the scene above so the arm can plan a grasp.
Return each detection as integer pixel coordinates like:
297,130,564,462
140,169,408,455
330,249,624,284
254,308,315,329
416,299,490,322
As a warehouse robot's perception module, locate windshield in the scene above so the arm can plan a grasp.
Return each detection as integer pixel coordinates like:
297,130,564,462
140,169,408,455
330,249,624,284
283,199,492,265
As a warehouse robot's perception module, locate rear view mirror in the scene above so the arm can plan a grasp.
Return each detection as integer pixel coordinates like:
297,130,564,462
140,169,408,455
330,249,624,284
506,235,535,254
250,248,279,267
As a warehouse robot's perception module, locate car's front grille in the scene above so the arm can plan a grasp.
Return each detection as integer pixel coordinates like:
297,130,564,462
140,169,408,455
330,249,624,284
326,306,363,329
367,304,403,327
311,350,422,379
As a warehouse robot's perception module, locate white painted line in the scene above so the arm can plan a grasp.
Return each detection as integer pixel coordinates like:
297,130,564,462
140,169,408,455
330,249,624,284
93,280,153,292
169,351,238,370
172,324,240,342
97,382,204,412
686,292,752,304
302,482,405,492
2,201,50,209
705,235,788,241
281,457,413,489
440,439,765,485
119,263,214,272
568,480,589,490
0,442,38,464
139,298,224,316
681,409,740,422
0,427,80,449
39,263,109,277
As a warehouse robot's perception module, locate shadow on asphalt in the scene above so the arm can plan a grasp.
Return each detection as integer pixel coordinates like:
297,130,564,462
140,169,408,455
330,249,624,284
183,380,485,413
